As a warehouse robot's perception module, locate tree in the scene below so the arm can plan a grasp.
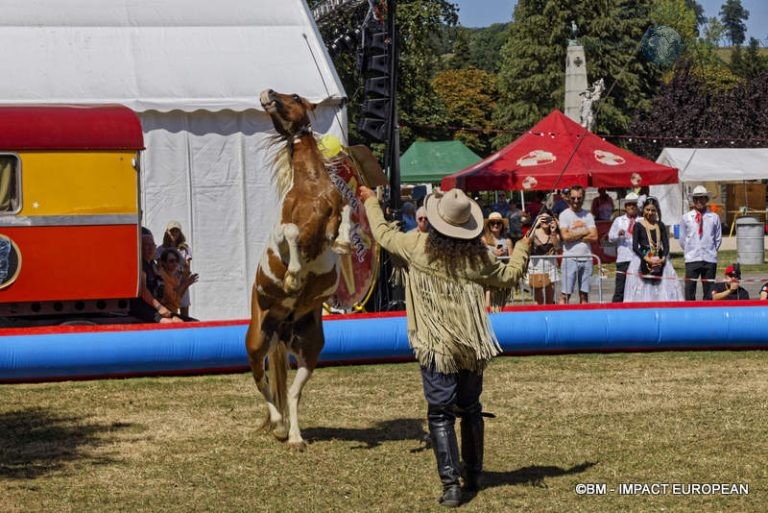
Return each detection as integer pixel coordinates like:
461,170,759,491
308,0,458,150
448,28,472,69
467,23,511,73
431,68,499,154
726,37,768,80
702,16,726,47
684,0,706,32
720,0,749,46
494,0,663,149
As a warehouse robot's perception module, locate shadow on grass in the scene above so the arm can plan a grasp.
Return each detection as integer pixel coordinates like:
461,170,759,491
302,418,427,449
0,407,135,479
483,461,597,489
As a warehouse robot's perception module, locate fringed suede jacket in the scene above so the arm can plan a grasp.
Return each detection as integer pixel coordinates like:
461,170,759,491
364,198,531,374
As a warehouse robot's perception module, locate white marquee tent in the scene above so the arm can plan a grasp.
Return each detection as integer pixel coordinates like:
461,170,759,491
0,0,347,319
652,148,768,225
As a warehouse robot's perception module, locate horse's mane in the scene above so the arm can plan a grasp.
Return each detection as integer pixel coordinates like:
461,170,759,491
267,131,327,200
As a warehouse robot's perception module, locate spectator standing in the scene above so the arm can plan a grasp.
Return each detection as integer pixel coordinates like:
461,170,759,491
482,212,515,311
679,186,721,300
526,192,545,218
552,189,569,217
558,185,598,304
402,202,418,232
591,188,615,221
413,206,430,233
623,197,683,302
607,192,639,302
712,264,750,300
528,209,560,304
760,281,768,300
157,220,195,317
359,185,531,507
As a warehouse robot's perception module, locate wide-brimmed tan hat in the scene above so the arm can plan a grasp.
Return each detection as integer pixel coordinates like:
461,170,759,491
166,220,182,232
425,189,483,240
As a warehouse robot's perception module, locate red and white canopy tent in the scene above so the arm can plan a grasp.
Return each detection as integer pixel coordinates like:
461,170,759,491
441,110,678,192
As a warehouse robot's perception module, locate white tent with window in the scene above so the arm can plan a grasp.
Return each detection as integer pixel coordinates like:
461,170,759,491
0,0,346,319
652,148,768,225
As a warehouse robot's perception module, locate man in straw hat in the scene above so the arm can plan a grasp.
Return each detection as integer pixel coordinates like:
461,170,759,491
359,185,532,507
679,185,721,300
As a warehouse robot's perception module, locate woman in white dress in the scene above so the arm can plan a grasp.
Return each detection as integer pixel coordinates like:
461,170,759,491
624,197,683,302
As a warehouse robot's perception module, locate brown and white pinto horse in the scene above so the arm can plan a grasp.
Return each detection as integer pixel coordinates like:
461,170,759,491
246,90,351,451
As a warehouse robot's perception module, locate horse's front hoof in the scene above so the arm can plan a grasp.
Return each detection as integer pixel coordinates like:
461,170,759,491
288,440,307,452
272,422,289,441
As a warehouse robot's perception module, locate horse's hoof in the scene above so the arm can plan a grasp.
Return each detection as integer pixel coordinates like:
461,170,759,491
272,423,289,441
288,440,307,452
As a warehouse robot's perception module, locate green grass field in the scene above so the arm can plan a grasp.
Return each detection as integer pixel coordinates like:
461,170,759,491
2,352,766,512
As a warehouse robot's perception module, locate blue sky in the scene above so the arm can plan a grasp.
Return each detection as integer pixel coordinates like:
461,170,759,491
453,0,768,44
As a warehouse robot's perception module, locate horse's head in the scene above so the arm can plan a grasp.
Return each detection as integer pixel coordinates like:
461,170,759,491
260,89,316,139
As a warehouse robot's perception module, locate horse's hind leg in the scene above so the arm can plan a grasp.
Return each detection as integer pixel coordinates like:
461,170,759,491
245,303,288,439
286,310,324,451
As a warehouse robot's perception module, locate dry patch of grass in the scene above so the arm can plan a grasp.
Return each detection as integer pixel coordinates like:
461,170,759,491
1,351,767,512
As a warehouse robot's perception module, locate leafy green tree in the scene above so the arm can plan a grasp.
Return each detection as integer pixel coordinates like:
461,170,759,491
684,0,706,32
467,23,511,73
720,0,750,46
431,68,499,154
650,0,698,42
308,0,458,151
738,38,768,79
494,0,662,148
702,16,726,47
448,28,472,69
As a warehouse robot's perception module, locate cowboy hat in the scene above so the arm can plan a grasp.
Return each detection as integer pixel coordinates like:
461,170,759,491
691,185,709,197
624,192,639,203
425,189,483,240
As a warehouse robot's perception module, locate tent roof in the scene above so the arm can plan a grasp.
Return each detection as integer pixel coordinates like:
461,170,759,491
0,0,344,112
400,140,482,184
656,148,768,181
441,110,678,191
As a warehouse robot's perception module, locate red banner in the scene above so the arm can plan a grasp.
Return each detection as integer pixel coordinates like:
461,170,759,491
325,151,378,309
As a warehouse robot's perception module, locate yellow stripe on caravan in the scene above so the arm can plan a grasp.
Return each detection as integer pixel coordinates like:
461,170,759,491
18,151,139,216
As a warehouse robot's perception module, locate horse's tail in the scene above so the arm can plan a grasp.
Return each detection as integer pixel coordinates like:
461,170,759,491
268,341,289,423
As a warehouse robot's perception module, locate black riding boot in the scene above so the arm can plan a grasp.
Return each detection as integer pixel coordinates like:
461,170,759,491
460,401,484,494
428,405,462,507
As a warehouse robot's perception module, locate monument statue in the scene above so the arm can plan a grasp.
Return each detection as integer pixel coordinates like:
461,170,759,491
579,78,604,131
568,20,579,46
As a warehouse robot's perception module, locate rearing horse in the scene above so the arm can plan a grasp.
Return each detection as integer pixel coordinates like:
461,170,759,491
246,89,351,451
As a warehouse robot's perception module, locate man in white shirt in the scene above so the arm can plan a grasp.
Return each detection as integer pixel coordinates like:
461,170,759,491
607,192,639,302
559,185,598,304
679,186,722,300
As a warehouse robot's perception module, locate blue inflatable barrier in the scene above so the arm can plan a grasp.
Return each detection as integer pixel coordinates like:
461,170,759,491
1,303,767,383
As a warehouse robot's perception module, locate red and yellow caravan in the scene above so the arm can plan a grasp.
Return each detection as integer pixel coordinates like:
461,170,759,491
0,105,144,319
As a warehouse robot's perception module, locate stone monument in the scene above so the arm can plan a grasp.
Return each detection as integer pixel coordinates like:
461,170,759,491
564,21,588,124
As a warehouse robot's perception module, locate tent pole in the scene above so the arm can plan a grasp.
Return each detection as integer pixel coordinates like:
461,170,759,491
520,190,525,211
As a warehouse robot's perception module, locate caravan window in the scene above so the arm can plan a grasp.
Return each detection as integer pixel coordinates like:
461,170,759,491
0,155,19,213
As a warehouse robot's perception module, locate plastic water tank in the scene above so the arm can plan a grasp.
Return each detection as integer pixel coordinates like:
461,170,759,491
736,217,764,264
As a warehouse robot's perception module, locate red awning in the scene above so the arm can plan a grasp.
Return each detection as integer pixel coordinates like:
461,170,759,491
441,110,677,191
0,105,144,150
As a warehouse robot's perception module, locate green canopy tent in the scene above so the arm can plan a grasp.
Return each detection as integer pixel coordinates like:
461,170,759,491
400,140,482,184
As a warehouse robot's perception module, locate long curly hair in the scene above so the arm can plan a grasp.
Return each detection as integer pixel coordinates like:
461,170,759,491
425,230,492,271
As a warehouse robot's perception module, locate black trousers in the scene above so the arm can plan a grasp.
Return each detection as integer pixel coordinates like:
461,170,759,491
421,365,483,410
685,261,717,300
612,261,630,302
